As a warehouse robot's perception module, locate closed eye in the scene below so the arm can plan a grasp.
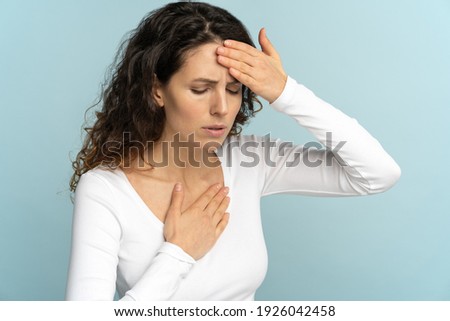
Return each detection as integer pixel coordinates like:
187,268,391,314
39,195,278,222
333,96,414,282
191,87,241,95
227,89,240,95
227,85,242,95
191,88,208,95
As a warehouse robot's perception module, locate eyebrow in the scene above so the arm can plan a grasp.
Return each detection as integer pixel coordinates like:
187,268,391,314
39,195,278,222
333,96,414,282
191,77,241,85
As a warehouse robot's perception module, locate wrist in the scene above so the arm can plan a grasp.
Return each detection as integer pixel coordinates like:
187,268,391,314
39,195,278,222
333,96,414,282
268,73,288,104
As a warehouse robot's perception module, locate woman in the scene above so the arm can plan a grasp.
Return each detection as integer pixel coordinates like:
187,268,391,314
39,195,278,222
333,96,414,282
66,1,401,300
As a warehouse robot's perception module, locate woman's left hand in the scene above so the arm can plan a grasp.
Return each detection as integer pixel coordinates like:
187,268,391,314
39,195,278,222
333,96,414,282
216,28,287,104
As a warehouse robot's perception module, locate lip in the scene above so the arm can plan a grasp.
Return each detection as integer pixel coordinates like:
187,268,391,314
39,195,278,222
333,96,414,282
202,125,227,137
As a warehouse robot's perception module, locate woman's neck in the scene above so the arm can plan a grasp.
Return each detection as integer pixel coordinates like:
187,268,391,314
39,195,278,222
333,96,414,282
128,138,221,183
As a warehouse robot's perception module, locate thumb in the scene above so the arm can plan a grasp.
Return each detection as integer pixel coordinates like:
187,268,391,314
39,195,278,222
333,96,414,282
258,28,280,59
167,182,184,217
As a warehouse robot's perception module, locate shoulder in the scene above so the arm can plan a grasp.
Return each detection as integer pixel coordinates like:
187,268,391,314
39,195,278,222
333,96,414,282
73,166,129,223
218,134,281,168
221,133,283,152
75,166,126,198
72,167,124,241
222,133,271,146
219,134,260,158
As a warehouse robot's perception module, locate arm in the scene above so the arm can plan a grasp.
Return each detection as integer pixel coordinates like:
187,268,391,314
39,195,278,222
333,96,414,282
261,76,401,196
217,28,400,197
65,172,195,301
66,172,230,301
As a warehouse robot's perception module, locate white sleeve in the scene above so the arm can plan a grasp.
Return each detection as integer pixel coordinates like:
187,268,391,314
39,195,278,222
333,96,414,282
65,172,195,301
261,76,401,197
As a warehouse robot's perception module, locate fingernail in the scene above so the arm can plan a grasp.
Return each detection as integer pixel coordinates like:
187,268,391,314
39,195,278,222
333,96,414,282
217,46,225,54
224,40,232,46
175,182,182,191
216,184,222,190
223,187,229,194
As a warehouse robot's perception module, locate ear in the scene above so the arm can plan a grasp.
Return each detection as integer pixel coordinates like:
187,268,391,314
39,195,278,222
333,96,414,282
152,74,165,108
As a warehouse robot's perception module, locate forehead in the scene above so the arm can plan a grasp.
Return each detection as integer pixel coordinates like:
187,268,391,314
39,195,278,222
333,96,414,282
184,42,219,63
175,42,238,83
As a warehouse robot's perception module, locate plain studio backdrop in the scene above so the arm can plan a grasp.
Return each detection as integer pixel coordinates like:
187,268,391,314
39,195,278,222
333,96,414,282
1,0,449,300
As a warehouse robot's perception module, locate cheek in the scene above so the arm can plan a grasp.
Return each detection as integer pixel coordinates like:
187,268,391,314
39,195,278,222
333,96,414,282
165,94,199,120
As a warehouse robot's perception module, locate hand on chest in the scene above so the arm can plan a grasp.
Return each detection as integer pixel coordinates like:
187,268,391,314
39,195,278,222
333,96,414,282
124,167,225,223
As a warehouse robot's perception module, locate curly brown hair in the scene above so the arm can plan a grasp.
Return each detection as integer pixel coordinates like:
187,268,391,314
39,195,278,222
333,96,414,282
70,1,262,193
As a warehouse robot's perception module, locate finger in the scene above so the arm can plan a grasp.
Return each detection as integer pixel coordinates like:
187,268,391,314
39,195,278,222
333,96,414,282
215,212,230,237
167,182,184,217
223,39,260,57
217,55,253,77
216,46,256,67
204,187,229,216
258,28,280,59
212,195,230,225
191,183,222,211
228,67,255,89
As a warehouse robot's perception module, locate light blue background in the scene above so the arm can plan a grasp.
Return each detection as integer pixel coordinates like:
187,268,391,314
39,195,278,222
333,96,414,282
1,0,449,300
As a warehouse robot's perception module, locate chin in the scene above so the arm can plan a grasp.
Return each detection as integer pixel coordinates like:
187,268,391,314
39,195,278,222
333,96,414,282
200,137,224,149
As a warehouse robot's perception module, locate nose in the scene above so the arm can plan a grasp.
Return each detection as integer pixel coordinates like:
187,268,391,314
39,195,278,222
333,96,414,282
209,89,229,117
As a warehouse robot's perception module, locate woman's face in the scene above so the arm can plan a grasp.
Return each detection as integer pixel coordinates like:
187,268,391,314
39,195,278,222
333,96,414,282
154,42,243,148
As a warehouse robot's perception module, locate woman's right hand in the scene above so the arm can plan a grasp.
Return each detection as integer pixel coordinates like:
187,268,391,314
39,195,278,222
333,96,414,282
163,183,230,260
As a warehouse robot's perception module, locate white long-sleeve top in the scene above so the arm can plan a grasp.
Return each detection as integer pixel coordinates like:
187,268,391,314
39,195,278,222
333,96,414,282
66,76,401,301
